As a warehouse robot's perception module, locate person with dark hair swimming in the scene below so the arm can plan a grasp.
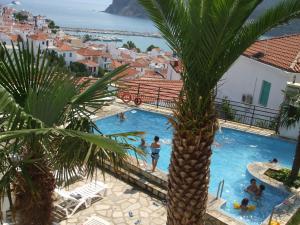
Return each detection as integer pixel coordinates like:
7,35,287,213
151,136,161,172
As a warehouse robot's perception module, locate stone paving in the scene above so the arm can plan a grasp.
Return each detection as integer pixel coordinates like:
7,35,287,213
59,172,167,225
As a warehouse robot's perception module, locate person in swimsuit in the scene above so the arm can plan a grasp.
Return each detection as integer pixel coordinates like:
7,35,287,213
151,136,161,172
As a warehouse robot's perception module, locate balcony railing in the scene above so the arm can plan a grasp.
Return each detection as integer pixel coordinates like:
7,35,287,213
117,82,281,132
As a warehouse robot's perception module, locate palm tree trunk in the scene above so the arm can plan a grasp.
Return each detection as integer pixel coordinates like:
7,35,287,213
289,129,300,183
14,162,56,225
167,99,218,225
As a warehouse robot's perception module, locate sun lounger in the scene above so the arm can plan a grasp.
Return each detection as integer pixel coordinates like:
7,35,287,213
55,181,106,218
82,216,110,225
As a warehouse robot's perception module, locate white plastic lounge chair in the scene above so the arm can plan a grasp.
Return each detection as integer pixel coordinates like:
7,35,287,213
55,181,106,218
82,216,110,225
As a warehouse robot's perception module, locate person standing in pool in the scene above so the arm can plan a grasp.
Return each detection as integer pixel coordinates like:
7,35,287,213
151,136,161,172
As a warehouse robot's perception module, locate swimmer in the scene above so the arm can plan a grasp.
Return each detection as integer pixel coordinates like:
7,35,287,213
240,198,249,211
269,158,278,164
245,178,258,194
118,112,126,121
255,184,265,198
140,138,147,147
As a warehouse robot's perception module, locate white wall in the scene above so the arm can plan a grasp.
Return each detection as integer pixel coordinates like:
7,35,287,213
57,50,76,66
166,63,181,80
217,56,300,110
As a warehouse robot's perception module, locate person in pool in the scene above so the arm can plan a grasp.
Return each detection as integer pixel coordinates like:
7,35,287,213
255,184,266,198
151,136,161,172
118,112,126,121
140,138,147,148
245,178,258,194
240,198,249,211
269,158,278,164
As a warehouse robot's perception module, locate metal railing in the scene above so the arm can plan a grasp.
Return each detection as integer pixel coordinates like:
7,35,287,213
267,192,300,225
216,180,225,199
117,82,281,131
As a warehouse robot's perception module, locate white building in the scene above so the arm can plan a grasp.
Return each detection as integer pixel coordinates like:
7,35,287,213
217,34,300,111
55,44,76,66
166,60,182,80
27,32,55,54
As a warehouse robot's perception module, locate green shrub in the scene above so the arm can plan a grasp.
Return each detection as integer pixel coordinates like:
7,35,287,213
221,97,235,120
287,209,300,225
265,168,300,188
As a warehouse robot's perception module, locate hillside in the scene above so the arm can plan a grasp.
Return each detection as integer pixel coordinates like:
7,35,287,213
105,0,147,19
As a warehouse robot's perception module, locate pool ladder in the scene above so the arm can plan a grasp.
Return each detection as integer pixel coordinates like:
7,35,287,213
216,180,225,199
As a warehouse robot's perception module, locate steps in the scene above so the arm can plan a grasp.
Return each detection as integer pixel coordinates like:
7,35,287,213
103,161,168,200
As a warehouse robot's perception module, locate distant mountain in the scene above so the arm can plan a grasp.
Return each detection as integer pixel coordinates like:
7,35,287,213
105,0,147,19
105,0,300,36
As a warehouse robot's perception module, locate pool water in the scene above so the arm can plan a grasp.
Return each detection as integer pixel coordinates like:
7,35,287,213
95,109,296,225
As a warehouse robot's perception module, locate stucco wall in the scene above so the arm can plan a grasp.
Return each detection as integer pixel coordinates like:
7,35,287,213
217,56,300,110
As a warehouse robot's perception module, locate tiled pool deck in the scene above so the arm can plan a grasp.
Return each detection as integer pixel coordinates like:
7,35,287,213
59,172,167,225
57,101,296,225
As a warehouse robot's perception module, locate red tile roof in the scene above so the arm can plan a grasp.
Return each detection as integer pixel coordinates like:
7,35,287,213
115,68,140,80
28,32,48,41
57,44,73,51
170,60,183,74
77,48,102,57
243,34,300,73
78,60,98,67
118,79,182,102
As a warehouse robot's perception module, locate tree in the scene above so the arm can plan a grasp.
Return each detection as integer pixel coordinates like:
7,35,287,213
70,61,89,76
0,41,144,225
280,91,300,183
14,12,28,22
98,66,106,77
83,34,92,43
122,41,137,50
46,50,66,68
47,19,60,34
139,0,300,224
147,44,157,52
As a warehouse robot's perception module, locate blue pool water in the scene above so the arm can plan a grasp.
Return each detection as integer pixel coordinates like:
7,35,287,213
95,109,296,225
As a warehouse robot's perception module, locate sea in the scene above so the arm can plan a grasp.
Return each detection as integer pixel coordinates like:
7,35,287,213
1,0,300,51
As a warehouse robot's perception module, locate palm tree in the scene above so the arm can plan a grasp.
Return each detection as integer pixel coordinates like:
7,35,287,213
0,42,143,225
280,91,300,183
138,0,300,224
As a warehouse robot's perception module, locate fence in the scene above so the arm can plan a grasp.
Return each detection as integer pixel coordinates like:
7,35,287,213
117,82,281,131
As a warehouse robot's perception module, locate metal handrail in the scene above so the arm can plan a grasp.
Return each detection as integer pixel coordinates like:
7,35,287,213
268,192,299,225
216,180,225,199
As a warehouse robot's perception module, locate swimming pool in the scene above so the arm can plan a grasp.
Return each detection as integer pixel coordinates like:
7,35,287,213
95,109,296,225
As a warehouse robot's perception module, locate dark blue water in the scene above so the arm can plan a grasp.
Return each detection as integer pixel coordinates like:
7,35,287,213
95,109,296,225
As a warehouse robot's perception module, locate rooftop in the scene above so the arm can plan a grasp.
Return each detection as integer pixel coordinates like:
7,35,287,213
57,44,73,52
77,48,103,57
28,32,49,41
243,34,300,73
78,60,99,67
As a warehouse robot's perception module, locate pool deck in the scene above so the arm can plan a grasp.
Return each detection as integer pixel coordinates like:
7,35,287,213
58,171,167,225
248,162,300,225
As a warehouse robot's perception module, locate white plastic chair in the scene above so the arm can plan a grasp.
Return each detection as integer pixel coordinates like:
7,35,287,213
83,216,110,225
55,181,106,218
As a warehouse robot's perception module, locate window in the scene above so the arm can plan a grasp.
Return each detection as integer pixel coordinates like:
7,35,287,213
259,80,271,107
69,52,72,57
63,53,66,57
42,41,45,45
